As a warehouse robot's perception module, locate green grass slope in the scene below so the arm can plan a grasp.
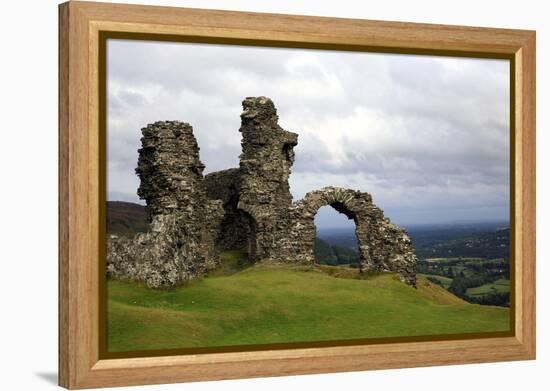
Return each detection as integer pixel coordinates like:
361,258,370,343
107,258,510,352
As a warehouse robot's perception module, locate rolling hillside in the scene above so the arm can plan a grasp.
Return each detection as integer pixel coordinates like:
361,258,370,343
107,252,510,352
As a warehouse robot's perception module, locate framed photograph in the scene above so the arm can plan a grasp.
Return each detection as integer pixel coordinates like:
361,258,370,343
59,1,536,389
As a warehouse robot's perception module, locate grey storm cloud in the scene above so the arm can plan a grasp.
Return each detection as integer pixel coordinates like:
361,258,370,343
106,39,510,227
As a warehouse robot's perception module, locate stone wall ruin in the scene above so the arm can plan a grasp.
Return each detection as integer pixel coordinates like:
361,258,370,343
106,121,223,288
107,97,417,288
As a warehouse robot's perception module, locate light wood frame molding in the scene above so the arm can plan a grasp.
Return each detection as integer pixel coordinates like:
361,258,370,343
58,1,536,389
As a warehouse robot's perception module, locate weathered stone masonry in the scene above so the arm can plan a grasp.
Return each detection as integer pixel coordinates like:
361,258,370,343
106,121,223,288
286,187,416,285
107,97,417,288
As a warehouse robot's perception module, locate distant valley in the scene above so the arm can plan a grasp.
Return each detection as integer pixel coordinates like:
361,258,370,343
317,222,510,307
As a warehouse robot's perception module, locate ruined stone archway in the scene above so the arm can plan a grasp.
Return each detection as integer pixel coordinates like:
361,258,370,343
286,187,416,285
313,204,359,266
203,168,259,262
289,187,374,269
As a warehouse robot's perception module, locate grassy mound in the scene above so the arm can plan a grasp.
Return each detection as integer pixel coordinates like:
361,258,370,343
107,255,510,352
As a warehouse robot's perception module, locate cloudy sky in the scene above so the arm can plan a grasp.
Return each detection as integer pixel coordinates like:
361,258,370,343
107,39,510,228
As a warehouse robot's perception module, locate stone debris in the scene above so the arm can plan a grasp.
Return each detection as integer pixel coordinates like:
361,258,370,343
107,97,417,288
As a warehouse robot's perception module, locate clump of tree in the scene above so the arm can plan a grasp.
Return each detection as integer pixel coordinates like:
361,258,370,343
426,276,444,286
448,271,486,296
314,238,337,264
448,271,509,307
314,238,359,266
332,245,359,264
467,291,509,306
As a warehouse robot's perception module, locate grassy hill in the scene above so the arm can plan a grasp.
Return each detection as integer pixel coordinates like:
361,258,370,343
107,252,510,353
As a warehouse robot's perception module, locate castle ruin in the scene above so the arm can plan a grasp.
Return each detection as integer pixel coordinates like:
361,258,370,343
107,97,417,288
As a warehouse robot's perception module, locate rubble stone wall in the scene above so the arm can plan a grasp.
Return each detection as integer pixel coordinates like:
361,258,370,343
106,121,223,288
106,98,417,288
204,168,257,256
284,187,417,285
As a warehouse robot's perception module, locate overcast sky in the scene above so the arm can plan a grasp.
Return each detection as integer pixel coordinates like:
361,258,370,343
107,39,510,228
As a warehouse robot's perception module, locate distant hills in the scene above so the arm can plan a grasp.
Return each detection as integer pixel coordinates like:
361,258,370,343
106,201,149,238
317,223,510,261
317,227,359,250
412,227,510,260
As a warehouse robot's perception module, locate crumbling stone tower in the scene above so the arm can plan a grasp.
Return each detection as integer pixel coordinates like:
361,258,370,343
237,97,298,260
106,121,223,288
136,121,207,218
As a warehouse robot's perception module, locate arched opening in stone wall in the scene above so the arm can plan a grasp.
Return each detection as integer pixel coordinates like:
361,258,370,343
216,206,258,262
313,204,360,268
239,209,258,262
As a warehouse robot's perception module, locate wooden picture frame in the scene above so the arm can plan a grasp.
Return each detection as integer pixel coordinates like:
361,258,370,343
58,1,536,389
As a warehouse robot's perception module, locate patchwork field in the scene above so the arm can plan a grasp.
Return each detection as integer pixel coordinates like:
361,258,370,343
107,252,510,352
466,279,510,297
